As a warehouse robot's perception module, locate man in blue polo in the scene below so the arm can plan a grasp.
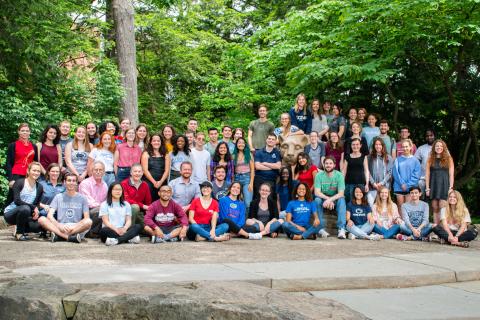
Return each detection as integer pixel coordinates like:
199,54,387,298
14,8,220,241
253,134,282,200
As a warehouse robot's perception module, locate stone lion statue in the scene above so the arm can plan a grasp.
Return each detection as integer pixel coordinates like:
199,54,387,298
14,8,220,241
278,134,309,166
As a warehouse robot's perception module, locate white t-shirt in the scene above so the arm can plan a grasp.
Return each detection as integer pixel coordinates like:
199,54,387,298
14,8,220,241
99,201,132,228
190,148,211,184
89,148,114,172
440,207,471,231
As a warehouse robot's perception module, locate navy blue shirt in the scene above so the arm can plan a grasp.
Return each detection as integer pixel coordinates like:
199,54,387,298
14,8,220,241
347,202,371,226
254,147,281,181
289,108,312,134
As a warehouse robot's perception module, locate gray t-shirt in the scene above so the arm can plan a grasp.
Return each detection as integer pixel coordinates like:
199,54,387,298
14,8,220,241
305,143,326,169
190,148,211,184
212,181,230,200
248,119,275,150
51,192,89,224
415,144,432,178
401,201,429,228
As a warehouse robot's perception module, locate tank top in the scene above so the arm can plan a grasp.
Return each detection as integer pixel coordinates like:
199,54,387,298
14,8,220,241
345,154,366,184
40,144,59,170
235,158,250,174
257,206,270,224
148,155,166,180
71,148,89,175
12,140,35,176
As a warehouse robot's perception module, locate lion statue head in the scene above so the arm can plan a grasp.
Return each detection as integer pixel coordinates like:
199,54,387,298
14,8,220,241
278,134,309,166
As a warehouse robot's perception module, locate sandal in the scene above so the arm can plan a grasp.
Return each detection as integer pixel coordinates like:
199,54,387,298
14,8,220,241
452,241,469,248
270,232,278,238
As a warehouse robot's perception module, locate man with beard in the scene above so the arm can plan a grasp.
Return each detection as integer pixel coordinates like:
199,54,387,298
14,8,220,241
168,161,201,212
378,119,396,158
314,156,347,239
415,129,436,194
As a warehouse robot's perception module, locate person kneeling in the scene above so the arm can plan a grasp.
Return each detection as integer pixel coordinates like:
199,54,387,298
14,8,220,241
99,183,142,246
144,185,188,243
218,182,263,240
38,173,92,243
346,186,379,240
283,183,321,240
187,181,230,242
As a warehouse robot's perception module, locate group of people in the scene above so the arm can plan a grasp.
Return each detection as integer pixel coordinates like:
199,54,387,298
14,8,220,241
3,95,478,247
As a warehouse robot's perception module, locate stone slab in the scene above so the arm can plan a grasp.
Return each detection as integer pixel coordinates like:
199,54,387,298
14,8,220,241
388,251,480,282
311,281,480,320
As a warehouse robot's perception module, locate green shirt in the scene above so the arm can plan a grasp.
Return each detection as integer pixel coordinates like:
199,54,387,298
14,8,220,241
314,170,345,196
248,119,274,150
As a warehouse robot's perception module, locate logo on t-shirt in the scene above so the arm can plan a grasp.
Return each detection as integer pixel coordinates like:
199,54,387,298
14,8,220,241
230,203,237,209
155,212,175,223
65,209,75,219
272,154,277,159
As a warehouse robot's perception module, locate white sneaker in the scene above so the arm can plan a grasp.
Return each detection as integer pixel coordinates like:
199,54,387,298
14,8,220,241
105,238,119,246
347,233,356,240
248,233,262,240
337,229,346,239
128,235,140,244
151,236,165,244
368,234,381,241
318,229,330,238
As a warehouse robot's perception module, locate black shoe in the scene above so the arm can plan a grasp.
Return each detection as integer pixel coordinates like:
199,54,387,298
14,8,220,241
68,234,81,244
51,233,66,243
39,231,48,239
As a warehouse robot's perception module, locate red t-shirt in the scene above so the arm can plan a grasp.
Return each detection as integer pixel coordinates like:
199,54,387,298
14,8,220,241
189,197,219,225
12,140,35,176
297,165,318,189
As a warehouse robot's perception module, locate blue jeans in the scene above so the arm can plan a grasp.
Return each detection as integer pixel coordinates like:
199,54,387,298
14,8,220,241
346,221,374,239
235,173,253,209
282,222,321,239
399,223,433,240
116,167,131,183
269,221,282,234
373,224,401,239
189,223,229,241
103,172,115,187
314,197,347,230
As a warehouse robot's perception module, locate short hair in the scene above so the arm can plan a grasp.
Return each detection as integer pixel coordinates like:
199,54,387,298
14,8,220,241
188,118,197,123
63,172,78,182
267,133,277,139
379,119,389,125
196,132,206,139
409,186,421,193
400,126,410,132
180,161,193,170
17,123,29,131
130,163,143,174
92,161,105,170
222,125,233,131
214,165,226,174
324,155,336,164
208,127,218,133
425,128,436,136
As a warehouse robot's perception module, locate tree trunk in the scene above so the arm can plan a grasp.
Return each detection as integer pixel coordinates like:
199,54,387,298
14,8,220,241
105,0,116,60
112,0,139,127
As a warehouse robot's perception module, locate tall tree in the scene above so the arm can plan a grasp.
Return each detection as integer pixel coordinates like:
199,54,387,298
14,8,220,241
112,0,139,126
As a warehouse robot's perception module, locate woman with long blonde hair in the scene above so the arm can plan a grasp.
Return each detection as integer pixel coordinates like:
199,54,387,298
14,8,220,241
432,190,477,247
289,93,312,134
425,139,454,224
372,186,403,239
65,126,93,182
274,113,304,139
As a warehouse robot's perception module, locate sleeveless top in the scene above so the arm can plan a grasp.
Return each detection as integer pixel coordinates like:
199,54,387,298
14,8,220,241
148,155,166,180
71,148,89,175
345,154,366,184
40,144,59,170
235,158,250,174
429,159,449,200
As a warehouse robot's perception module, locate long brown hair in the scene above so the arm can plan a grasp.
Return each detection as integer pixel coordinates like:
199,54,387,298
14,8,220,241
72,126,91,152
327,132,344,151
370,137,388,164
294,93,307,114
427,139,452,168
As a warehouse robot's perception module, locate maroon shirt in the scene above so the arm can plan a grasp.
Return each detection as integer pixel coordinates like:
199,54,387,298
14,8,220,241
144,199,188,229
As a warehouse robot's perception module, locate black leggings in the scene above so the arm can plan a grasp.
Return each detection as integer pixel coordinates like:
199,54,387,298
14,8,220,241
223,218,258,237
4,205,42,234
432,225,478,243
99,224,142,243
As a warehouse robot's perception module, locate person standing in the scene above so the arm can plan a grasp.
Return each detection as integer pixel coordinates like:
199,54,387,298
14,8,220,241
88,132,116,186
289,93,312,134
65,126,93,182
310,99,329,139
205,127,219,157
367,137,393,206
425,140,454,224
37,124,63,177
6,123,39,187
190,132,211,184
248,104,275,151
253,134,282,200
378,120,396,158
58,120,73,172
233,137,254,209
114,128,142,182
141,133,170,201
395,126,417,157
415,129,436,194
304,131,326,170
219,126,236,154
393,139,421,208
341,138,369,203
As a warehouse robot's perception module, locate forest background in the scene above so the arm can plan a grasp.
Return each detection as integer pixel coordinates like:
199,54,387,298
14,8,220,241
0,0,479,214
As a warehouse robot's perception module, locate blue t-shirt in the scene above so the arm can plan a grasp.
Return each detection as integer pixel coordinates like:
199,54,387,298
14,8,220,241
218,196,246,228
254,147,281,180
286,200,317,227
347,202,371,226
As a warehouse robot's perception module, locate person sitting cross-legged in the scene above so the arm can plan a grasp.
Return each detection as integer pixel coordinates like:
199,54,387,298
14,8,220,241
282,182,321,240
38,173,92,243
144,185,189,243
397,186,433,241
346,186,379,240
187,181,230,242
247,182,283,238
99,183,142,246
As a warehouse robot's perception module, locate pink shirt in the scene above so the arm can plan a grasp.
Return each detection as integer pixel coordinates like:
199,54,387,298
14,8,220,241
116,143,142,167
79,176,108,208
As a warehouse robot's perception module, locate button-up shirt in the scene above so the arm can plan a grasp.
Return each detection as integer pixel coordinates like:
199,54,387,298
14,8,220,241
79,176,108,208
168,177,201,207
